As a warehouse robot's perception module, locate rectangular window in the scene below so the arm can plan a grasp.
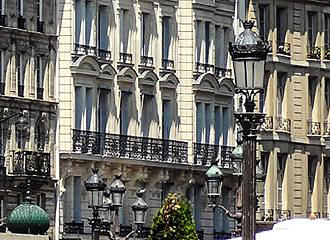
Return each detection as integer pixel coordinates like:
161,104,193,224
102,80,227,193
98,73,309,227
259,5,269,42
75,0,83,44
120,9,129,52
196,102,203,143
326,79,330,107
98,89,110,133
0,51,3,84
308,12,318,47
258,152,269,211
36,56,43,89
162,16,171,60
276,7,288,44
325,15,330,48
259,71,270,112
17,0,23,16
16,53,24,97
308,76,317,112
141,13,148,56
195,20,202,63
194,186,202,231
221,27,229,68
85,88,93,131
205,22,210,64
37,193,46,210
277,153,287,210
0,0,5,15
36,0,42,21
0,196,3,220
308,156,317,192
120,91,131,135
141,94,153,137
85,1,93,46
98,5,109,50
215,26,221,66
75,86,83,129
205,103,211,144
162,99,171,140
277,72,286,117
222,107,229,145
214,106,221,145
73,176,81,223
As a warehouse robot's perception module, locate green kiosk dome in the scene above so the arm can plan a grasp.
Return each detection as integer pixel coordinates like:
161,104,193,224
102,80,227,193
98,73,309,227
7,202,50,235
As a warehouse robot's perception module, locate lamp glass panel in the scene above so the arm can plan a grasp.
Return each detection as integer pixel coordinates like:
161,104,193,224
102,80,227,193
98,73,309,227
89,190,103,207
207,180,221,197
233,60,265,89
111,192,123,207
134,209,146,224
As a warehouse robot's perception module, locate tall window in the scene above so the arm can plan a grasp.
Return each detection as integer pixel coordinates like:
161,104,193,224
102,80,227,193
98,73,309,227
120,9,129,53
259,71,270,112
98,89,110,134
195,20,202,63
36,0,43,22
214,106,221,145
258,153,269,213
140,94,154,137
276,7,288,44
162,17,171,60
85,88,93,130
0,196,4,220
17,0,23,16
0,0,5,15
222,107,229,145
221,27,229,68
120,91,131,135
98,5,109,50
259,5,269,42
323,158,330,216
75,0,83,44
215,26,221,67
205,22,211,64
85,1,93,46
277,72,286,117
325,15,330,49
37,193,46,210
73,176,81,223
16,53,24,97
36,56,43,99
308,156,318,212
75,86,83,129
308,76,317,118
196,102,203,143
162,99,172,139
0,51,4,95
325,79,330,107
277,153,287,211
308,12,318,47
141,13,149,56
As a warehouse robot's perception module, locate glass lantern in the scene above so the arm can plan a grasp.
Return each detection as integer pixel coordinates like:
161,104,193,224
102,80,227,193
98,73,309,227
84,168,106,208
109,174,126,208
205,162,224,201
131,190,148,226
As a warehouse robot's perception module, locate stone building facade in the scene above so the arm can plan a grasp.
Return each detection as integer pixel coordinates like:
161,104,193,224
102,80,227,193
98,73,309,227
0,0,58,239
57,0,238,239
243,0,330,222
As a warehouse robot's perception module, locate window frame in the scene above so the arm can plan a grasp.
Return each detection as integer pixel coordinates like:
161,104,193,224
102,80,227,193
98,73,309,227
17,0,24,17
36,0,43,22
36,56,43,89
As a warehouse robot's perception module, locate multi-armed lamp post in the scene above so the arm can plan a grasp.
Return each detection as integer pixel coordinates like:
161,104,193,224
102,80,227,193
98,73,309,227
84,169,148,240
205,20,269,240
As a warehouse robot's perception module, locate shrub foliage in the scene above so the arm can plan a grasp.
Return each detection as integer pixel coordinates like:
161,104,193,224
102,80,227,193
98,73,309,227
147,193,199,240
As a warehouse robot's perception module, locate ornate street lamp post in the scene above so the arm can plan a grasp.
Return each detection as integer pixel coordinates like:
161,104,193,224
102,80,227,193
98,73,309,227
85,169,148,240
229,20,269,240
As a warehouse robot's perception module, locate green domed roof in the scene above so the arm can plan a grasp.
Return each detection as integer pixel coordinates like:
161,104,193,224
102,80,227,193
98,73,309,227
7,202,50,234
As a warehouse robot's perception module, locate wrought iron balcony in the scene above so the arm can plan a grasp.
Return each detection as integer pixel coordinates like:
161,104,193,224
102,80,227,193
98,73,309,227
214,67,232,79
322,213,329,218
195,62,214,74
17,15,26,29
214,231,231,240
118,225,132,237
0,156,4,168
73,43,97,56
119,52,133,64
324,121,330,135
72,129,188,163
276,42,291,56
276,209,291,220
0,82,4,95
37,87,44,100
140,56,153,67
162,59,175,70
63,221,84,234
193,143,234,167
258,208,274,221
262,116,273,130
37,20,44,33
276,117,291,132
307,121,321,135
18,84,24,97
12,150,51,177
306,211,321,218
325,48,330,60
307,46,321,60
0,15,7,26
136,227,151,238
98,49,111,61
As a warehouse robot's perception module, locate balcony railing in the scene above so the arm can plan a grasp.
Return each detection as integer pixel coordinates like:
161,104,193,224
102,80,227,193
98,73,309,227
306,211,321,218
324,122,330,135
276,117,291,132
37,87,44,100
118,225,132,237
214,231,231,240
0,82,4,95
98,49,111,61
258,208,275,221
214,67,232,79
37,20,44,33
0,15,7,26
307,121,321,135
195,62,214,73
322,213,329,218
72,129,188,163
193,143,234,167
63,221,84,234
276,209,291,220
262,116,273,130
18,84,24,97
140,56,153,67
17,15,26,29
73,43,97,56
325,47,330,60
276,42,291,56
307,46,321,59
0,156,4,168
12,150,50,177
136,227,151,238
119,52,133,64
162,59,175,70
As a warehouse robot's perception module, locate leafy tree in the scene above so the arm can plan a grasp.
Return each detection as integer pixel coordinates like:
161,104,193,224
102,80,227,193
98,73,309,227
148,193,199,240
